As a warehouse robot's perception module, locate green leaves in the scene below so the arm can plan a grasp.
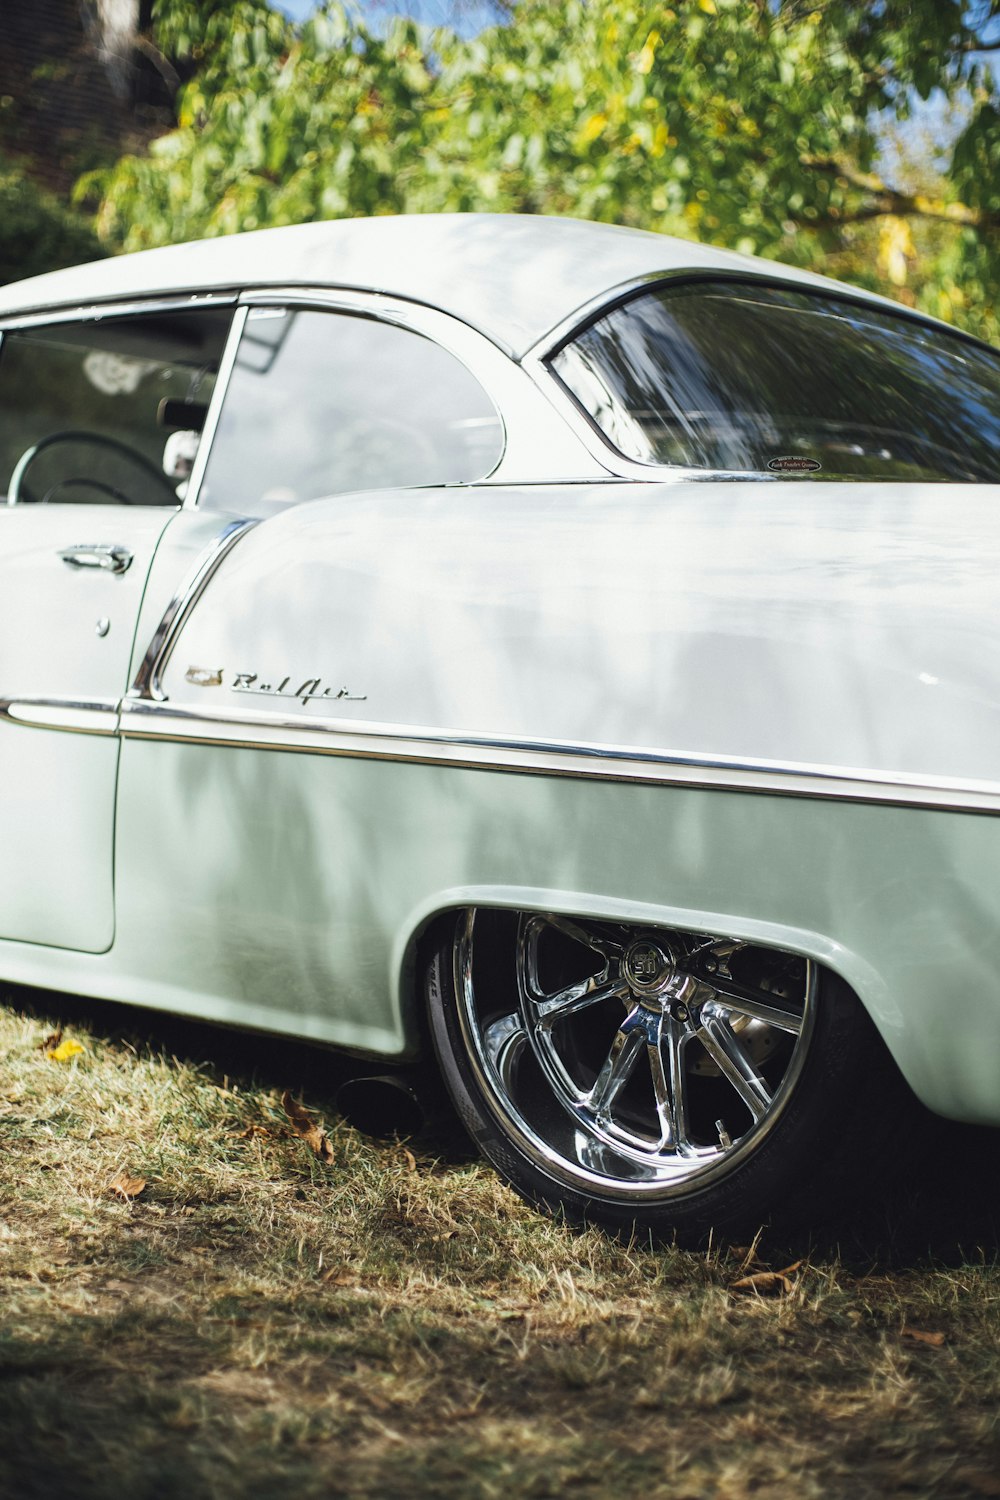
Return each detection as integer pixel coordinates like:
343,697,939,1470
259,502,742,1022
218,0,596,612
0,158,105,284
78,0,1000,342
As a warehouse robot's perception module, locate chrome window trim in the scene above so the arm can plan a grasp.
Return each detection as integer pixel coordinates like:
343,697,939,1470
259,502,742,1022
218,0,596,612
519,267,1000,485
218,287,511,488
0,285,604,497
232,287,612,485
183,305,248,509
522,269,705,365
0,293,242,513
128,518,259,702
522,266,983,368
519,268,775,485
240,286,425,326
0,292,239,334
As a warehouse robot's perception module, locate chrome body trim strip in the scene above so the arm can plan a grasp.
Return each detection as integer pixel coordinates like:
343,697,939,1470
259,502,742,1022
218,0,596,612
0,697,120,735
8,688,1000,813
128,518,259,702
116,698,1000,816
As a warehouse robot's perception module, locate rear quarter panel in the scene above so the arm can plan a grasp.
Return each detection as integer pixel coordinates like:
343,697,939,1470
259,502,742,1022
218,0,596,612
105,479,1000,1122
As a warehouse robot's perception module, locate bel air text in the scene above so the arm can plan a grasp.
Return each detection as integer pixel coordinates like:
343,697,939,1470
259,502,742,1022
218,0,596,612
231,672,367,706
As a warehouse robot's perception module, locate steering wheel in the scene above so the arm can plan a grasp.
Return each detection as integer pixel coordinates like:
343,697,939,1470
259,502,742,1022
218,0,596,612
7,430,181,506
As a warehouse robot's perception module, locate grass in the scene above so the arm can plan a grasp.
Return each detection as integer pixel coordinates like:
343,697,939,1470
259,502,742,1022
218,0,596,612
2,983,1000,1500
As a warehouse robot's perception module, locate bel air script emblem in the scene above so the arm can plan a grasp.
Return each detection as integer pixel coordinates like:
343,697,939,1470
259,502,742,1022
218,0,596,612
185,666,366,706
232,672,367,706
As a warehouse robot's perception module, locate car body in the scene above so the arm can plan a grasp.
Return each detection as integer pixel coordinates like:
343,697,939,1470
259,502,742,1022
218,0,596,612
3,212,1000,1239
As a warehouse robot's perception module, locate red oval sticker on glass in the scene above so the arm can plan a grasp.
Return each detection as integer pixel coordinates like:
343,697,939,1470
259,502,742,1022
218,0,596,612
767,456,822,472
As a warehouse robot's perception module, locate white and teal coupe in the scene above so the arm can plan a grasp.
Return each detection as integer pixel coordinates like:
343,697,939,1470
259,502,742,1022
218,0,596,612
3,213,1000,1240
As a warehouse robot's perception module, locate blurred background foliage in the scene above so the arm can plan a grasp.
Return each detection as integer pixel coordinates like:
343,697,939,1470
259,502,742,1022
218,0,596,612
0,162,103,285
5,0,1000,341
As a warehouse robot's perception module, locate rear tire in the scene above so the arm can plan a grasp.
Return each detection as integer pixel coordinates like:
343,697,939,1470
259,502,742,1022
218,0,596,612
426,907,899,1244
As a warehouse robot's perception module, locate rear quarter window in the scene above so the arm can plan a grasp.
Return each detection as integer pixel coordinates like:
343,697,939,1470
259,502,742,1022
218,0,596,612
549,280,1000,482
199,308,505,516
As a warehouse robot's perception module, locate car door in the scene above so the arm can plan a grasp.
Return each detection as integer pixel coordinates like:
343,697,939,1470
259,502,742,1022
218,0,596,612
0,301,233,952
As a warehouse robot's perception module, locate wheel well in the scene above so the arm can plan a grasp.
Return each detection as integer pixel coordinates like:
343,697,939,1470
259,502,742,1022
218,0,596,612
396,897,890,1064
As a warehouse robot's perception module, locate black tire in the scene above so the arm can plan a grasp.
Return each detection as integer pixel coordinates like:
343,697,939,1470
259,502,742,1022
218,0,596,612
426,907,900,1244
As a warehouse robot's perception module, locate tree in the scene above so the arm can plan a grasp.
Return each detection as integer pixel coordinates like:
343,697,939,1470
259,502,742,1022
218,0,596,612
0,159,105,285
84,0,1000,341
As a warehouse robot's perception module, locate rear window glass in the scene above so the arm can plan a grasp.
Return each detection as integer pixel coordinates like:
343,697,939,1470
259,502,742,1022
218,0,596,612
548,281,1000,482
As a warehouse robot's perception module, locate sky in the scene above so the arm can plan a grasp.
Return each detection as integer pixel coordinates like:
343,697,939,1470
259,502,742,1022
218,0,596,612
276,0,501,29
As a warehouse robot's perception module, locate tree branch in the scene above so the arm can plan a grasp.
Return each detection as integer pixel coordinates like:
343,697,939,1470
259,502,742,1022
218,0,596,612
133,34,182,94
800,155,985,228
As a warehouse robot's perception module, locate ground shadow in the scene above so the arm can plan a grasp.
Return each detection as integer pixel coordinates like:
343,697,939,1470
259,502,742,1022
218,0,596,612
3,978,998,1268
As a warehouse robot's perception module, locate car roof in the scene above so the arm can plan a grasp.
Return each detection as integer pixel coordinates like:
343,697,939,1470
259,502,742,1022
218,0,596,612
0,211,898,358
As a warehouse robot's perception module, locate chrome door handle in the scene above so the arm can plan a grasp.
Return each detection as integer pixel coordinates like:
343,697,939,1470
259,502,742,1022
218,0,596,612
59,544,133,575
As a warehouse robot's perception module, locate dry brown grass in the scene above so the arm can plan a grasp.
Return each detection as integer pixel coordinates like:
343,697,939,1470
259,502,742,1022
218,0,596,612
3,983,1000,1500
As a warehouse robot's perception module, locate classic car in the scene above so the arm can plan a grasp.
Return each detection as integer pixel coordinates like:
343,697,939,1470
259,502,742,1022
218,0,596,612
2,211,1000,1242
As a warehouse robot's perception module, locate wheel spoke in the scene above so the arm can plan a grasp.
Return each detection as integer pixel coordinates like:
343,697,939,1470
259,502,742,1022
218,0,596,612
702,973,804,1035
690,937,748,965
647,1030,672,1151
588,1010,645,1118
666,1015,692,1152
648,1015,690,1153
538,913,625,961
483,1011,527,1089
696,1014,772,1120
532,974,630,1026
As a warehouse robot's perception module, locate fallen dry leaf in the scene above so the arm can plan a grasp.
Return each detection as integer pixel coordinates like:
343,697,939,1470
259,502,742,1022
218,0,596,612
38,1031,62,1052
281,1090,334,1164
110,1172,147,1201
48,1038,85,1062
731,1269,795,1297
901,1326,946,1348
401,1147,417,1172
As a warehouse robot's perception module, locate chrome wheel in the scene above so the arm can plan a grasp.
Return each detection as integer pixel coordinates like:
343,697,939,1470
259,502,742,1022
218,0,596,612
452,909,815,1203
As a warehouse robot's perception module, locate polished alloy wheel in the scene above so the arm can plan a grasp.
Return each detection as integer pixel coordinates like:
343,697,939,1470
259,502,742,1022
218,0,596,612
451,908,816,1202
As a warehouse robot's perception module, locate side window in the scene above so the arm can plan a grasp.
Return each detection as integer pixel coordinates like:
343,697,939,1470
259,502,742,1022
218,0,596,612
0,308,232,506
198,308,504,516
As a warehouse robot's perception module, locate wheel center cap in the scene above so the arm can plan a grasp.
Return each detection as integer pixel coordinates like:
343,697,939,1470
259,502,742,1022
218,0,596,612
623,940,677,998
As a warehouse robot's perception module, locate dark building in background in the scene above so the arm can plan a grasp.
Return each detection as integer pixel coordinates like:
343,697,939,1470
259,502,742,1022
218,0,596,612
0,0,174,195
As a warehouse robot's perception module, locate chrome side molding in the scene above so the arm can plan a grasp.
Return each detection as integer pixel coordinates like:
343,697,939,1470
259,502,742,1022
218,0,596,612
8,683,1000,816
128,518,258,703
0,697,120,736
116,697,1000,817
